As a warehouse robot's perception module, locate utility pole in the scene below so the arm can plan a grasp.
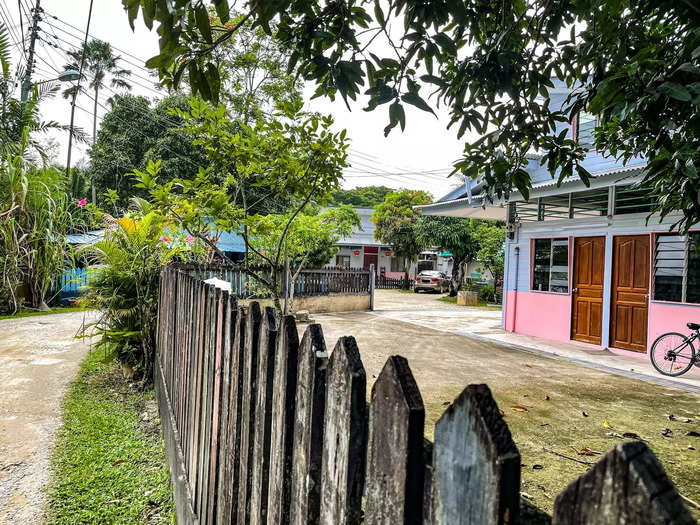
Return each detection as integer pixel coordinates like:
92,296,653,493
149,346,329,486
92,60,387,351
20,0,40,104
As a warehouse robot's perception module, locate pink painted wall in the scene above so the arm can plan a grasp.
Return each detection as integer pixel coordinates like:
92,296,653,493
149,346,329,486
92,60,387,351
504,290,572,342
648,302,700,350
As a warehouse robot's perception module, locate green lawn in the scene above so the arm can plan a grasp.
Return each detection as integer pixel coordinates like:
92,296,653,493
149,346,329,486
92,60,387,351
437,295,502,310
0,306,89,321
47,350,175,524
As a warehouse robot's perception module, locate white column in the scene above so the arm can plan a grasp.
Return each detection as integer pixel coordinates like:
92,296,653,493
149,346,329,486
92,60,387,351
601,232,614,348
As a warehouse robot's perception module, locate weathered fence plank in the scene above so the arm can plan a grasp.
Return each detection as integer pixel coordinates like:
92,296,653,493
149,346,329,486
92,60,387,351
431,384,520,525
553,441,695,525
249,307,278,525
268,315,300,525
216,305,246,523
290,324,329,525
364,355,425,525
237,302,263,525
319,336,367,525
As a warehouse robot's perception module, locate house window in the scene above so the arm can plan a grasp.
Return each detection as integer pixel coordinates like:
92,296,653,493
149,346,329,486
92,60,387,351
576,111,596,150
336,255,351,269
654,232,700,304
532,238,569,293
390,256,404,273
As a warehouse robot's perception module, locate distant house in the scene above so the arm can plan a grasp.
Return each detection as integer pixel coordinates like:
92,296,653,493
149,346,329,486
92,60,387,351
417,78,699,354
328,207,453,278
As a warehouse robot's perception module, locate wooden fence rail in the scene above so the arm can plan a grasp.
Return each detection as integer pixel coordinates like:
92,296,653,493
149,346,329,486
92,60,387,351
156,265,696,525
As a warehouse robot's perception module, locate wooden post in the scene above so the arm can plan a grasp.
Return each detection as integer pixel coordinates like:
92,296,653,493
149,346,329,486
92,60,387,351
431,384,520,525
237,301,263,525
267,315,300,524
290,324,329,525
320,336,367,525
553,441,695,525
364,356,425,525
249,307,278,525
369,265,375,311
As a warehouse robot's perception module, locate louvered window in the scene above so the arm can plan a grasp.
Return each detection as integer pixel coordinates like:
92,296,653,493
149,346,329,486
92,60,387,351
654,232,700,304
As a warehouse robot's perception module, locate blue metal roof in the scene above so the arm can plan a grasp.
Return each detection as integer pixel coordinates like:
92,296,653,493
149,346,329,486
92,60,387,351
65,229,105,245
216,230,246,253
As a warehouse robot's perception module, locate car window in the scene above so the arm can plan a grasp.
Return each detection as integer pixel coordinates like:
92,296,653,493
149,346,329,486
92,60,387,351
419,271,441,277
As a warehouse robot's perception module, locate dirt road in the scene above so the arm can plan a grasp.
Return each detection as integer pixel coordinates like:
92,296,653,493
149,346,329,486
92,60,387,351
0,311,93,524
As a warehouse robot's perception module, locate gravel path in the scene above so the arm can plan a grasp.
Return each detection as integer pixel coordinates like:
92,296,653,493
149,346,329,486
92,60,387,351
0,311,94,524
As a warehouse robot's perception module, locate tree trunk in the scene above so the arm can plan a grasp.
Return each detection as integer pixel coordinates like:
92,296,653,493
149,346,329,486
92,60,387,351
449,256,466,297
403,258,410,290
91,86,99,205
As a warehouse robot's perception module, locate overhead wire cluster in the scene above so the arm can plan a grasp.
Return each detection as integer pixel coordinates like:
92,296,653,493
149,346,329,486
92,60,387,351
3,0,457,193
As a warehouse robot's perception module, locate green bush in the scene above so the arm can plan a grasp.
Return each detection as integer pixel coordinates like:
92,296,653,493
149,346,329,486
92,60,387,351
478,284,495,303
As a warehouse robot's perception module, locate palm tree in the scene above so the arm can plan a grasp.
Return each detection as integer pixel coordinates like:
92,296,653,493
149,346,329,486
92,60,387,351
62,39,132,147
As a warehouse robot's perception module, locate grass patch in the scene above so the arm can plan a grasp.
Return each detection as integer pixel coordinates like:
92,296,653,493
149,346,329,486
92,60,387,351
0,306,89,321
437,295,502,310
47,350,174,524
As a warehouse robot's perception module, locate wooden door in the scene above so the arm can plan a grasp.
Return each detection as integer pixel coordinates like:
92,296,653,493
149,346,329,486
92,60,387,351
363,254,378,270
571,237,606,344
610,235,650,352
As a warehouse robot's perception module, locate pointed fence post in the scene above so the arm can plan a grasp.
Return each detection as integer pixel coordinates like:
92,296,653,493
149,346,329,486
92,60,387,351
553,441,696,525
237,301,263,525
290,324,329,525
249,307,278,525
320,336,367,525
267,315,300,525
364,355,425,525
431,384,520,525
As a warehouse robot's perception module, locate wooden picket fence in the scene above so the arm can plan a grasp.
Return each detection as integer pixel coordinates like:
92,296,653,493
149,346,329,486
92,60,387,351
155,265,696,525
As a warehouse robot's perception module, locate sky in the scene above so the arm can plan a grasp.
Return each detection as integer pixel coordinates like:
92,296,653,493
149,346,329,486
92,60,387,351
1,0,472,200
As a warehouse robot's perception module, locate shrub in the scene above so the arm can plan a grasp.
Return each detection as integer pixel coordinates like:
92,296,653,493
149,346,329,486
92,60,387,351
478,284,495,303
80,208,201,382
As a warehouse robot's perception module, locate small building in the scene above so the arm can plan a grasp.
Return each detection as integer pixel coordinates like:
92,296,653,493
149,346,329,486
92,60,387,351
330,207,453,278
417,80,699,354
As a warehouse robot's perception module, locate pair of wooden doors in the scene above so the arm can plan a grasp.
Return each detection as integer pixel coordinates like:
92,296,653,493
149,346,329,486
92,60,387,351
571,235,649,352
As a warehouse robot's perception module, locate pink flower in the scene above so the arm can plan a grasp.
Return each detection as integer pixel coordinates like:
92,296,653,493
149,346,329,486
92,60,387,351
185,234,195,245
77,198,87,207
160,235,171,243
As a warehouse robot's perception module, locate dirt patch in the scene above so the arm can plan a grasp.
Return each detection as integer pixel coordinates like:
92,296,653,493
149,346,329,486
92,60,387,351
0,311,94,524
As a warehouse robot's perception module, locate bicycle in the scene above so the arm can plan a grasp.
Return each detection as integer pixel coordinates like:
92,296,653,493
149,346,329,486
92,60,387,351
649,323,700,377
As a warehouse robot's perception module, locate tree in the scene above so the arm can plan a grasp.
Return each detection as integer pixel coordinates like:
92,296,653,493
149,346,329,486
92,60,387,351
87,94,207,208
124,0,700,231
331,186,393,207
0,23,86,160
415,216,478,296
372,189,433,287
135,97,349,312
248,205,360,312
63,39,132,147
474,222,506,286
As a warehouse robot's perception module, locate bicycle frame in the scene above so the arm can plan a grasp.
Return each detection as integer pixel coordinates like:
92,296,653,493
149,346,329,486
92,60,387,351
666,331,700,362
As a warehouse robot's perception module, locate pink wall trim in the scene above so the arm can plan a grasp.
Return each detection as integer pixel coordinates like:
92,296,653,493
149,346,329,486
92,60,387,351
505,290,571,342
648,302,700,350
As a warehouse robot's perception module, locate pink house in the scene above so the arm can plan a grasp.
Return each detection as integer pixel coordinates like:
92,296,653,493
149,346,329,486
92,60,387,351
417,82,699,355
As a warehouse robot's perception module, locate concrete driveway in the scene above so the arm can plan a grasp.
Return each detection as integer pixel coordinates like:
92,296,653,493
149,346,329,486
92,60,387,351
369,290,700,392
311,290,700,515
0,311,93,524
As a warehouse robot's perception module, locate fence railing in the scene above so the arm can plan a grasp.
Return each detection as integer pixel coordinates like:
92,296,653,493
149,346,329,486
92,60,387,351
156,265,695,525
375,274,413,289
52,267,91,301
175,263,371,298
293,268,370,296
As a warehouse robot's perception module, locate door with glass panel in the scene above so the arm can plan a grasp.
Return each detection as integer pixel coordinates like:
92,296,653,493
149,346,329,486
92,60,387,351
571,237,606,344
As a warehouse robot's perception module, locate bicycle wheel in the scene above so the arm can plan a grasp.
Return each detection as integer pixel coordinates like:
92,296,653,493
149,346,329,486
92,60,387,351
650,332,696,377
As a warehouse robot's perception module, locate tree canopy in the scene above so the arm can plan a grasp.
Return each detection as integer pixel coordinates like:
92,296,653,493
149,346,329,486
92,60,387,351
123,0,700,230
331,185,394,207
372,189,433,283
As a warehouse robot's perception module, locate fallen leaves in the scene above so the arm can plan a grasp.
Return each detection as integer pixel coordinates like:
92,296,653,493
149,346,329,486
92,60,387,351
577,447,602,456
603,418,611,428
511,405,529,412
661,428,673,438
582,411,588,417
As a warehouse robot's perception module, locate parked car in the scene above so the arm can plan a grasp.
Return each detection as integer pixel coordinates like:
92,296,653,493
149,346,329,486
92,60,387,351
414,271,449,293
